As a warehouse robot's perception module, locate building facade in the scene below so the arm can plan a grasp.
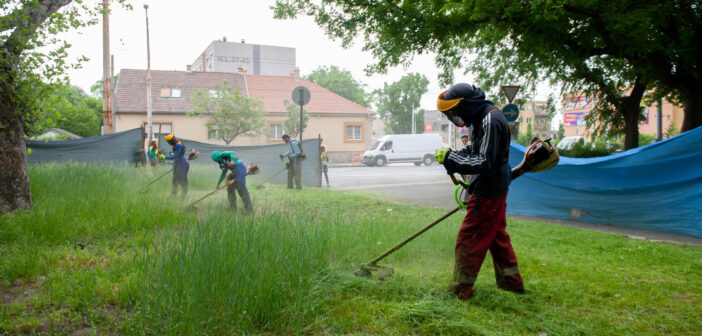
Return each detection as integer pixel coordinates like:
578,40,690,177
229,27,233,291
519,100,552,139
190,39,296,76
113,69,376,163
562,94,684,139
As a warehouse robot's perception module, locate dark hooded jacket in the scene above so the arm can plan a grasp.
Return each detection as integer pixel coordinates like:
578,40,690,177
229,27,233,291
441,84,511,197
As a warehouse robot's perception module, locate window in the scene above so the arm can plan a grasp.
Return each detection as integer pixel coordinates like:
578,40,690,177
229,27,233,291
269,124,284,139
346,125,362,140
381,141,392,150
160,88,182,98
143,123,172,140
208,128,220,140
344,122,364,142
527,118,532,123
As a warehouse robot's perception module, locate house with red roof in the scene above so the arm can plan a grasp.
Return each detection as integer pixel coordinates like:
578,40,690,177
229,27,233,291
114,68,378,163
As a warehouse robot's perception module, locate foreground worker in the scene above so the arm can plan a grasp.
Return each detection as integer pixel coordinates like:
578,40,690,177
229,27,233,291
280,134,303,189
164,133,190,200
435,83,524,299
211,151,253,214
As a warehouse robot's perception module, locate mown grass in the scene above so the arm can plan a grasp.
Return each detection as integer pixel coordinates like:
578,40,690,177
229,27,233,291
1,163,701,335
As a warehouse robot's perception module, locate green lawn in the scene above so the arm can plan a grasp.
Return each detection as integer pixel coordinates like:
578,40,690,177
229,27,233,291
1,163,700,335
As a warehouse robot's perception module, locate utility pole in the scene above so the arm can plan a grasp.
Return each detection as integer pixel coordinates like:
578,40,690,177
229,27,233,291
656,99,663,142
101,1,112,134
111,54,116,132
144,4,153,156
411,109,416,134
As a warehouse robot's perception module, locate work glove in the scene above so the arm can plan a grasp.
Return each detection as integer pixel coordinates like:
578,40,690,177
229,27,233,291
435,148,452,164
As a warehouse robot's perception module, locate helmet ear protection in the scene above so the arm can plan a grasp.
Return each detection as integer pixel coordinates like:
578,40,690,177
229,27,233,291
210,151,221,162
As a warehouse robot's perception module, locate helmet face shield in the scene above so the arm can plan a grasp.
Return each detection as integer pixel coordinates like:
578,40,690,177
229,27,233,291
437,90,466,127
446,113,465,127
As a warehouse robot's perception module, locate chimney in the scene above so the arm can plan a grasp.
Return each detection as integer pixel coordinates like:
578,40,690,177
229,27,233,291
238,66,250,97
292,67,301,82
201,52,206,72
241,39,245,44
223,36,227,42
186,64,192,72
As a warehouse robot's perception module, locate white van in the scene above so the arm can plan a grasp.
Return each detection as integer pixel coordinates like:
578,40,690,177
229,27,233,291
362,134,443,167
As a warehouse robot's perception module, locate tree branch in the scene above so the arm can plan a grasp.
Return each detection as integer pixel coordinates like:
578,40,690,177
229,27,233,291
5,0,72,55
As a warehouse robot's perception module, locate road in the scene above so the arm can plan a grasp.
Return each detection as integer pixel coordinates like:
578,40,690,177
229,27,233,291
328,164,702,245
329,163,458,208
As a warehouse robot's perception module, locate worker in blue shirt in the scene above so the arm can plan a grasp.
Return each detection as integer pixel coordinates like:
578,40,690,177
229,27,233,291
211,151,253,214
164,133,189,200
279,134,303,189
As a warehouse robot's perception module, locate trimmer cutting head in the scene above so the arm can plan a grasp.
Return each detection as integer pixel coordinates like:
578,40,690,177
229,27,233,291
354,263,394,280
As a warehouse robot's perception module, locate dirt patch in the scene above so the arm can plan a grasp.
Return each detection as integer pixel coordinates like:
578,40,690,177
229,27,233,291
1,278,43,309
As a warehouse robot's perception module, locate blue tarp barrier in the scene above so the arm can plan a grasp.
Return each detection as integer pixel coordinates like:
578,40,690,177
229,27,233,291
507,126,702,238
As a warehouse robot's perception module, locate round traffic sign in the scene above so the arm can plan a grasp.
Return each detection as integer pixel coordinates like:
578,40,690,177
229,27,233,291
502,104,520,122
291,86,311,106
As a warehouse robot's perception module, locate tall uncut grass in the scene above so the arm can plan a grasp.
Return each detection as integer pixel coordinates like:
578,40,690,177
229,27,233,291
2,163,701,335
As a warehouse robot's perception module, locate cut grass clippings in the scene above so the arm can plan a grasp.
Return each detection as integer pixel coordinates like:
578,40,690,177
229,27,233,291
1,163,700,335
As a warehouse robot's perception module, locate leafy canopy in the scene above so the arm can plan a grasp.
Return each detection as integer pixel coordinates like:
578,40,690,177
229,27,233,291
189,80,266,145
373,73,428,134
306,65,369,108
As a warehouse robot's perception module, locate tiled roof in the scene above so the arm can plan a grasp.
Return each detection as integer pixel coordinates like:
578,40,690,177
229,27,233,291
115,69,375,116
245,75,374,115
114,69,246,113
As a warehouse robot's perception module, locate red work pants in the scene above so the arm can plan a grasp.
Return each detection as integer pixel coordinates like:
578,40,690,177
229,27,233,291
452,191,524,299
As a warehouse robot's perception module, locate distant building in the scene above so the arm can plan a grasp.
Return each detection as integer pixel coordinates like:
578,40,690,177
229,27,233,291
561,93,684,138
519,100,552,139
113,68,377,163
424,109,465,147
190,39,296,76
34,128,82,140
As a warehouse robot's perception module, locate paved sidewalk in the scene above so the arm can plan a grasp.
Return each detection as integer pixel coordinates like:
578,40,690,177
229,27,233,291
509,215,702,246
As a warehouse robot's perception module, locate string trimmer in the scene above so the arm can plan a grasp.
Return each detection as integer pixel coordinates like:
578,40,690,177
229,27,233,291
139,149,200,192
354,137,559,279
256,156,287,189
188,163,261,210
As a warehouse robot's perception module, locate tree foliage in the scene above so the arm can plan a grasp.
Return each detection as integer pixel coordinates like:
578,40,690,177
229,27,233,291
373,73,428,134
189,80,266,145
282,98,309,138
47,85,102,137
273,0,702,149
0,0,129,213
306,65,369,108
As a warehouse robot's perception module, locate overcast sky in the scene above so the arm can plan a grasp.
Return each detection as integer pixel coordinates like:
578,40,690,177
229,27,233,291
62,0,555,119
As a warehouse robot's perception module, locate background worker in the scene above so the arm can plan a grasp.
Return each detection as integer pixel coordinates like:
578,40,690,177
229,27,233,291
211,151,253,214
434,83,524,299
164,133,190,200
461,134,470,147
280,134,302,189
148,140,165,167
320,144,330,186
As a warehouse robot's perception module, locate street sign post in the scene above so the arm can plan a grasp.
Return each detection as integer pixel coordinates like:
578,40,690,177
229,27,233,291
291,86,311,142
503,103,520,141
502,104,520,122
501,85,521,104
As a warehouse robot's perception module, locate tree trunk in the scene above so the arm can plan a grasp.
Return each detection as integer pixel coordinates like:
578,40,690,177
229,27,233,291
0,116,32,213
681,82,702,132
620,77,647,150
